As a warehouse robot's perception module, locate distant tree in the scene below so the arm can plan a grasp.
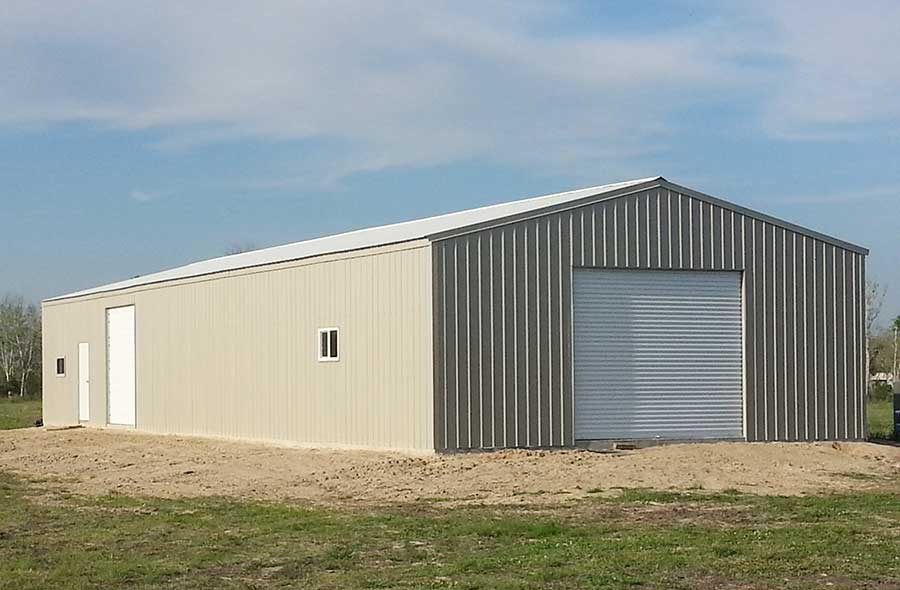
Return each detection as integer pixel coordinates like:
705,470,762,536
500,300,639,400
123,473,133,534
865,280,887,383
866,280,886,334
869,331,894,374
0,295,41,397
224,241,257,256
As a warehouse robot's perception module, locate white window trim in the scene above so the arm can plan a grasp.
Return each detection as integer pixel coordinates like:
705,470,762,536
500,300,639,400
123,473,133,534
55,356,66,377
317,327,340,362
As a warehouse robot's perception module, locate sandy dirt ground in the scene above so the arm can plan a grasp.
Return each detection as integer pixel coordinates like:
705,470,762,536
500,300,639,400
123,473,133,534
1,427,899,505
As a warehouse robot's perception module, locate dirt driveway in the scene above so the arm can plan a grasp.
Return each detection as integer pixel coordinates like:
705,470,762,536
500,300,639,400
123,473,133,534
1,428,898,505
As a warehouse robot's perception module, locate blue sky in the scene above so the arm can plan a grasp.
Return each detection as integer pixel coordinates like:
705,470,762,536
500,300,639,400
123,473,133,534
1,1,898,327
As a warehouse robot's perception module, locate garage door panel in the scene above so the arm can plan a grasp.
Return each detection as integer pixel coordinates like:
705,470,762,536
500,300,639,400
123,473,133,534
574,270,743,440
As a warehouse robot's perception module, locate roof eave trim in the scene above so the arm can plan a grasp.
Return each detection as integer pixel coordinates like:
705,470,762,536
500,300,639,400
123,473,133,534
425,178,666,242
426,177,869,256
660,180,869,256
42,237,430,304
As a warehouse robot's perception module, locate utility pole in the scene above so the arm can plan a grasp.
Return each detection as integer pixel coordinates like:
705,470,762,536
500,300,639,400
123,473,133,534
893,315,900,382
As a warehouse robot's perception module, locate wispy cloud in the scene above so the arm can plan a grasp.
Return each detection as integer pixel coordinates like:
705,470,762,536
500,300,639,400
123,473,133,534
782,186,899,205
129,189,166,202
755,1,900,139
0,1,898,185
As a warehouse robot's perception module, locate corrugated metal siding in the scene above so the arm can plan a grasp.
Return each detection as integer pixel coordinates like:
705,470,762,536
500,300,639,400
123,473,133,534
432,186,866,449
572,270,743,440
42,241,435,452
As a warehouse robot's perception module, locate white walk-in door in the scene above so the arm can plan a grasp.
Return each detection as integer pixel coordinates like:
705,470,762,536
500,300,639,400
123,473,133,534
106,306,136,426
78,342,90,421
573,270,743,440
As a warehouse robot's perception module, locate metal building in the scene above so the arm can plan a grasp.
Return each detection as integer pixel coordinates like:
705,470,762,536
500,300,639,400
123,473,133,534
43,177,868,451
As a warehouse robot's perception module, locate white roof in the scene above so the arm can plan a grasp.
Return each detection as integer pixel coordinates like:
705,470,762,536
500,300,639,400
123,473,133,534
50,177,662,301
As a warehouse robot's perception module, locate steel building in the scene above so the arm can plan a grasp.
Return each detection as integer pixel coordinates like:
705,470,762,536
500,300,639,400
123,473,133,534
43,177,868,451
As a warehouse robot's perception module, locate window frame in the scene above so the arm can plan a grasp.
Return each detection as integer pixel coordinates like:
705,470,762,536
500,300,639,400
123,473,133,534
55,356,66,377
317,327,340,362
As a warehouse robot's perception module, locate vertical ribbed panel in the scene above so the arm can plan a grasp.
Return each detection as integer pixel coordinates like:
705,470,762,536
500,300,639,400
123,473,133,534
42,242,436,451
572,270,743,440
432,186,866,450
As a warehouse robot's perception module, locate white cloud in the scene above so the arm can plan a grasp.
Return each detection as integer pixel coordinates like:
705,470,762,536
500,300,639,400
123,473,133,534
0,1,741,180
0,1,898,183
129,189,165,202
782,185,899,205
753,1,900,138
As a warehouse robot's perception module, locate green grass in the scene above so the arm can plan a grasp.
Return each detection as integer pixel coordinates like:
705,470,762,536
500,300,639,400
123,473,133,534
868,398,895,440
1,473,899,589
0,398,41,430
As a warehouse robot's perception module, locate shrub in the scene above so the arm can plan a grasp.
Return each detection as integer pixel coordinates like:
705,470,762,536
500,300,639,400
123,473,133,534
869,381,895,402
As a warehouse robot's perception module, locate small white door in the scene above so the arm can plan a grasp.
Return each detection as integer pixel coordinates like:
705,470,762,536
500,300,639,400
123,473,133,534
107,306,136,426
78,342,90,421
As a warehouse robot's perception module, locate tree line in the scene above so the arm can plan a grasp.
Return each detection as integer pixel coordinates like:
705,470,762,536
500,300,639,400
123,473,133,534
865,279,900,401
0,294,41,398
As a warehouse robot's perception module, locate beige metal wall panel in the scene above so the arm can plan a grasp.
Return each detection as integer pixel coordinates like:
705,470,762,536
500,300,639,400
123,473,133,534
432,185,866,450
42,241,434,451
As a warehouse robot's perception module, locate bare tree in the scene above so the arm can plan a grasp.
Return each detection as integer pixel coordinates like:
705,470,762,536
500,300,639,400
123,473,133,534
0,295,41,397
865,280,887,392
866,280,886,335
0,302,14,387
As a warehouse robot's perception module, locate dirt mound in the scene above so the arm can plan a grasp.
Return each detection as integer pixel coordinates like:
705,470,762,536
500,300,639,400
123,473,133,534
1,428,898,505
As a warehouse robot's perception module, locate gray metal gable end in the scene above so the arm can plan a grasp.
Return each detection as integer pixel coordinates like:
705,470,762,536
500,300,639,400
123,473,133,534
430,178,869,449
426,178,869,256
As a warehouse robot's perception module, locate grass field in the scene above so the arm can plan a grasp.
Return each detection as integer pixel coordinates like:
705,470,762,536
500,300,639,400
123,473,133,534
868,398,895,440
0,398,41,430
0,473,898,590
0,397,898,588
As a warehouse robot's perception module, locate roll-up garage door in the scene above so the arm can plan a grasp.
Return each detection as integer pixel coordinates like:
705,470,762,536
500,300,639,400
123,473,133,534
107,305,136,426
573,270,743,440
